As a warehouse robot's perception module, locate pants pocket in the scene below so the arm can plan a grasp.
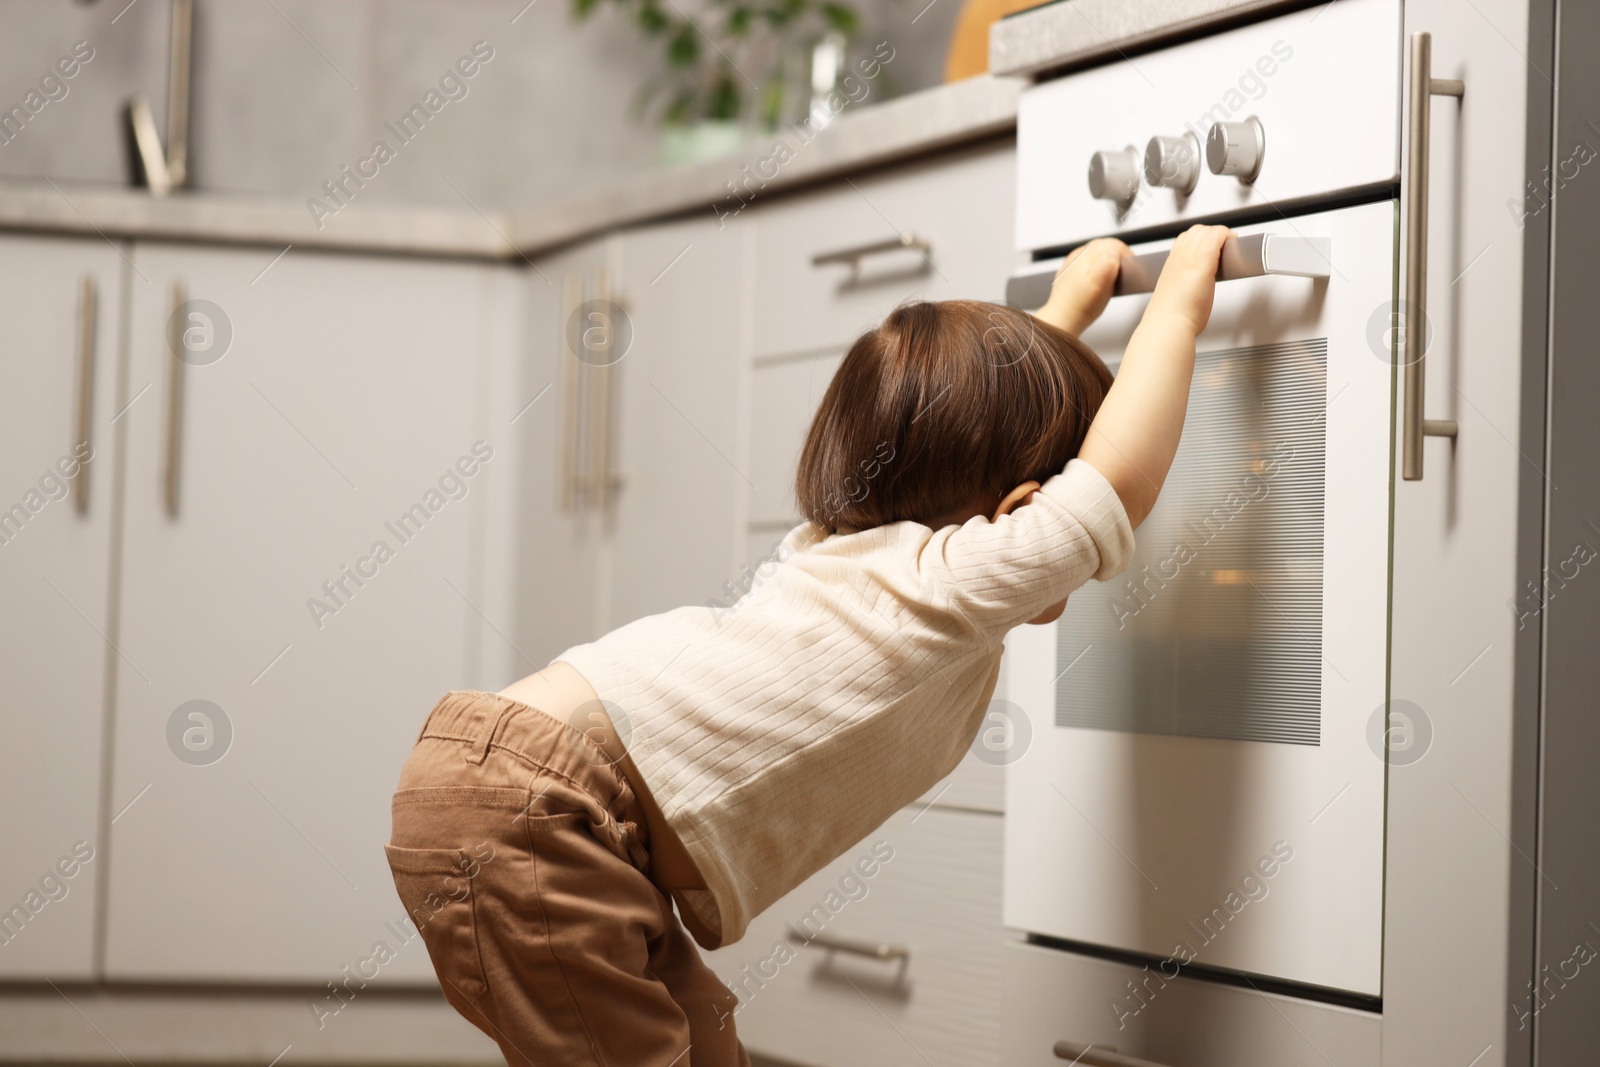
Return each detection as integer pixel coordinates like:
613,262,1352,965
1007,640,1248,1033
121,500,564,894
384,843,492,1008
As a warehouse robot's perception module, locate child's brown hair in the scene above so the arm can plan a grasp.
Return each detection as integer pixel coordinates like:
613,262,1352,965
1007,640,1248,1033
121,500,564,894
795,299,1114,533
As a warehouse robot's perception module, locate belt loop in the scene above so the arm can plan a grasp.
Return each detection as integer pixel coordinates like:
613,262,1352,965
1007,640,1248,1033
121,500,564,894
466,703,512,766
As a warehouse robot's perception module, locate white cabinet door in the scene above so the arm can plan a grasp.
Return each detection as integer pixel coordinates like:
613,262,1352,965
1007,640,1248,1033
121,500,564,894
104,243,510,981
515,219,744,672
606,218,746,629
0,235,124,978
514,237,612,664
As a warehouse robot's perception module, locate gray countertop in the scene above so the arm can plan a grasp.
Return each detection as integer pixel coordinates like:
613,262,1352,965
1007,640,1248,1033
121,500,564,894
0,74,1022,263
988,0,1305,77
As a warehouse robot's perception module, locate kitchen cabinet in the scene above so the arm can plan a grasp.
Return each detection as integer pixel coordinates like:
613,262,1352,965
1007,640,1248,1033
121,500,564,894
0,137,1019,1049
702,144,1021,1067
514,215,747,660
608,218,747,628
512,235,613,666
0,235,125,979
742,144,1021,818
102,242,518,981
707,806,1014,1067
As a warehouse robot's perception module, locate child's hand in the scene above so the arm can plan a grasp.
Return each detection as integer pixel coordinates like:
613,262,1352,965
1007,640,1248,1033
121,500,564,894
1144,224,1232,336
1036,237,1129,336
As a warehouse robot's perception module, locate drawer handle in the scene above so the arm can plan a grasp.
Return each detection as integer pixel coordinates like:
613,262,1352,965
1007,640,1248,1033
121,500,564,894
811,234,933,280
786,928,910,963
1053,1040,1172,1066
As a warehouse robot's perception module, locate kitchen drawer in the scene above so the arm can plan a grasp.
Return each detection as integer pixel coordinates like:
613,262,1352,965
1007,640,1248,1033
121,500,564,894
1001,941,1380,1067
708,806,1013,1066
751,143,1020,359
918,747,1003,813
748,352,845,525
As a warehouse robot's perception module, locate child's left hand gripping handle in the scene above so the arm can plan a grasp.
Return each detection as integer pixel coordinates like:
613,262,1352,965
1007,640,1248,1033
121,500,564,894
1034,237,1130,336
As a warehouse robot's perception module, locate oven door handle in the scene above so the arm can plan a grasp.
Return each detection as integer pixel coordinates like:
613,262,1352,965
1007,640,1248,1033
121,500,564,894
1005,234,1331,310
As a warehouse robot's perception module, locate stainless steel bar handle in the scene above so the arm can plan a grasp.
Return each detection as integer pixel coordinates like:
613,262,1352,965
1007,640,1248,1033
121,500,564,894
163,282,186,518
1053,1040,1173,1066
73,275,97,516
126,96,171,196
1005,235,1331,310
559,274,581,512
1402,31,1464,481
786,928,910,963
588,268,615,509
166,0,194,189
812,234,933,280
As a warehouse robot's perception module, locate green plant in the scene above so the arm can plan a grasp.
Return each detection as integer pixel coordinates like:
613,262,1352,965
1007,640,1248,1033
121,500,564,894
573,0,864,128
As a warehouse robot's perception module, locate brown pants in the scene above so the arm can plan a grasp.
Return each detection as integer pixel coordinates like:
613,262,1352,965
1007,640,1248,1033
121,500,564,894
385,690,750,1067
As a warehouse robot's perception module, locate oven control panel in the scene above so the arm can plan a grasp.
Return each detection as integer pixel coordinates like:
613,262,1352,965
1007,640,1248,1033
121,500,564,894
1015,0,1401,253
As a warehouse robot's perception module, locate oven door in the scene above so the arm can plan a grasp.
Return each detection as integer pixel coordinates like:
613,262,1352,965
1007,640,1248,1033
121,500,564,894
1002,199,1395,997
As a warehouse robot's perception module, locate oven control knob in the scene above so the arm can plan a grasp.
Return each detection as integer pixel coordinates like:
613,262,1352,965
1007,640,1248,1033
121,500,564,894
1144,133,1202,195
1206,116,1266,183
1087,147,1140,205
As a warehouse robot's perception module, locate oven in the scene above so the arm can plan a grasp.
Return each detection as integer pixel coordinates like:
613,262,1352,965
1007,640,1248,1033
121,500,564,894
1001,0,1417,1000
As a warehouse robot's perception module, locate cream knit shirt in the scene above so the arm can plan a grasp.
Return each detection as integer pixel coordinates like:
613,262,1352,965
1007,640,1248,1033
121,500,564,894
556,457,1135,949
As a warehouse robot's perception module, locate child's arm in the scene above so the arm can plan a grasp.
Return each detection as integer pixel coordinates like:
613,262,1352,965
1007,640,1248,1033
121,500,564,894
1077,224,1231,529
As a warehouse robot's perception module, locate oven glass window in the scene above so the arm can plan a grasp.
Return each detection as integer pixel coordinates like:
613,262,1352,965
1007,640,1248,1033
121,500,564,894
1055,339,1328,745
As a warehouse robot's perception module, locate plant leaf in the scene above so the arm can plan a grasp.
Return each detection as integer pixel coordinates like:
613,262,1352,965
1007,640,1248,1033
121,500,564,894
759,79,784,128
709,70,741,120
667,24,701,66
821,2,858,33
663,88,697,126
637,3,669,33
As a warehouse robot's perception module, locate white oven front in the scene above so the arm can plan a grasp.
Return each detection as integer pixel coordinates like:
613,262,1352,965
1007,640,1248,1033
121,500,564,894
1001,199,1396,998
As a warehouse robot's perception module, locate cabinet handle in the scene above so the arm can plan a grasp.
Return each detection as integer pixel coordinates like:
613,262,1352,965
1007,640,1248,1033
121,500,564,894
786,928,910,963
163,282,186,518
559,269,623,513
166,0,193,189
588,269,616,507
812,234,932,280
1401,31,1464,481
1053,1040,1172,1066
73,275,97,516
559,273,580,512
125,96,171,197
